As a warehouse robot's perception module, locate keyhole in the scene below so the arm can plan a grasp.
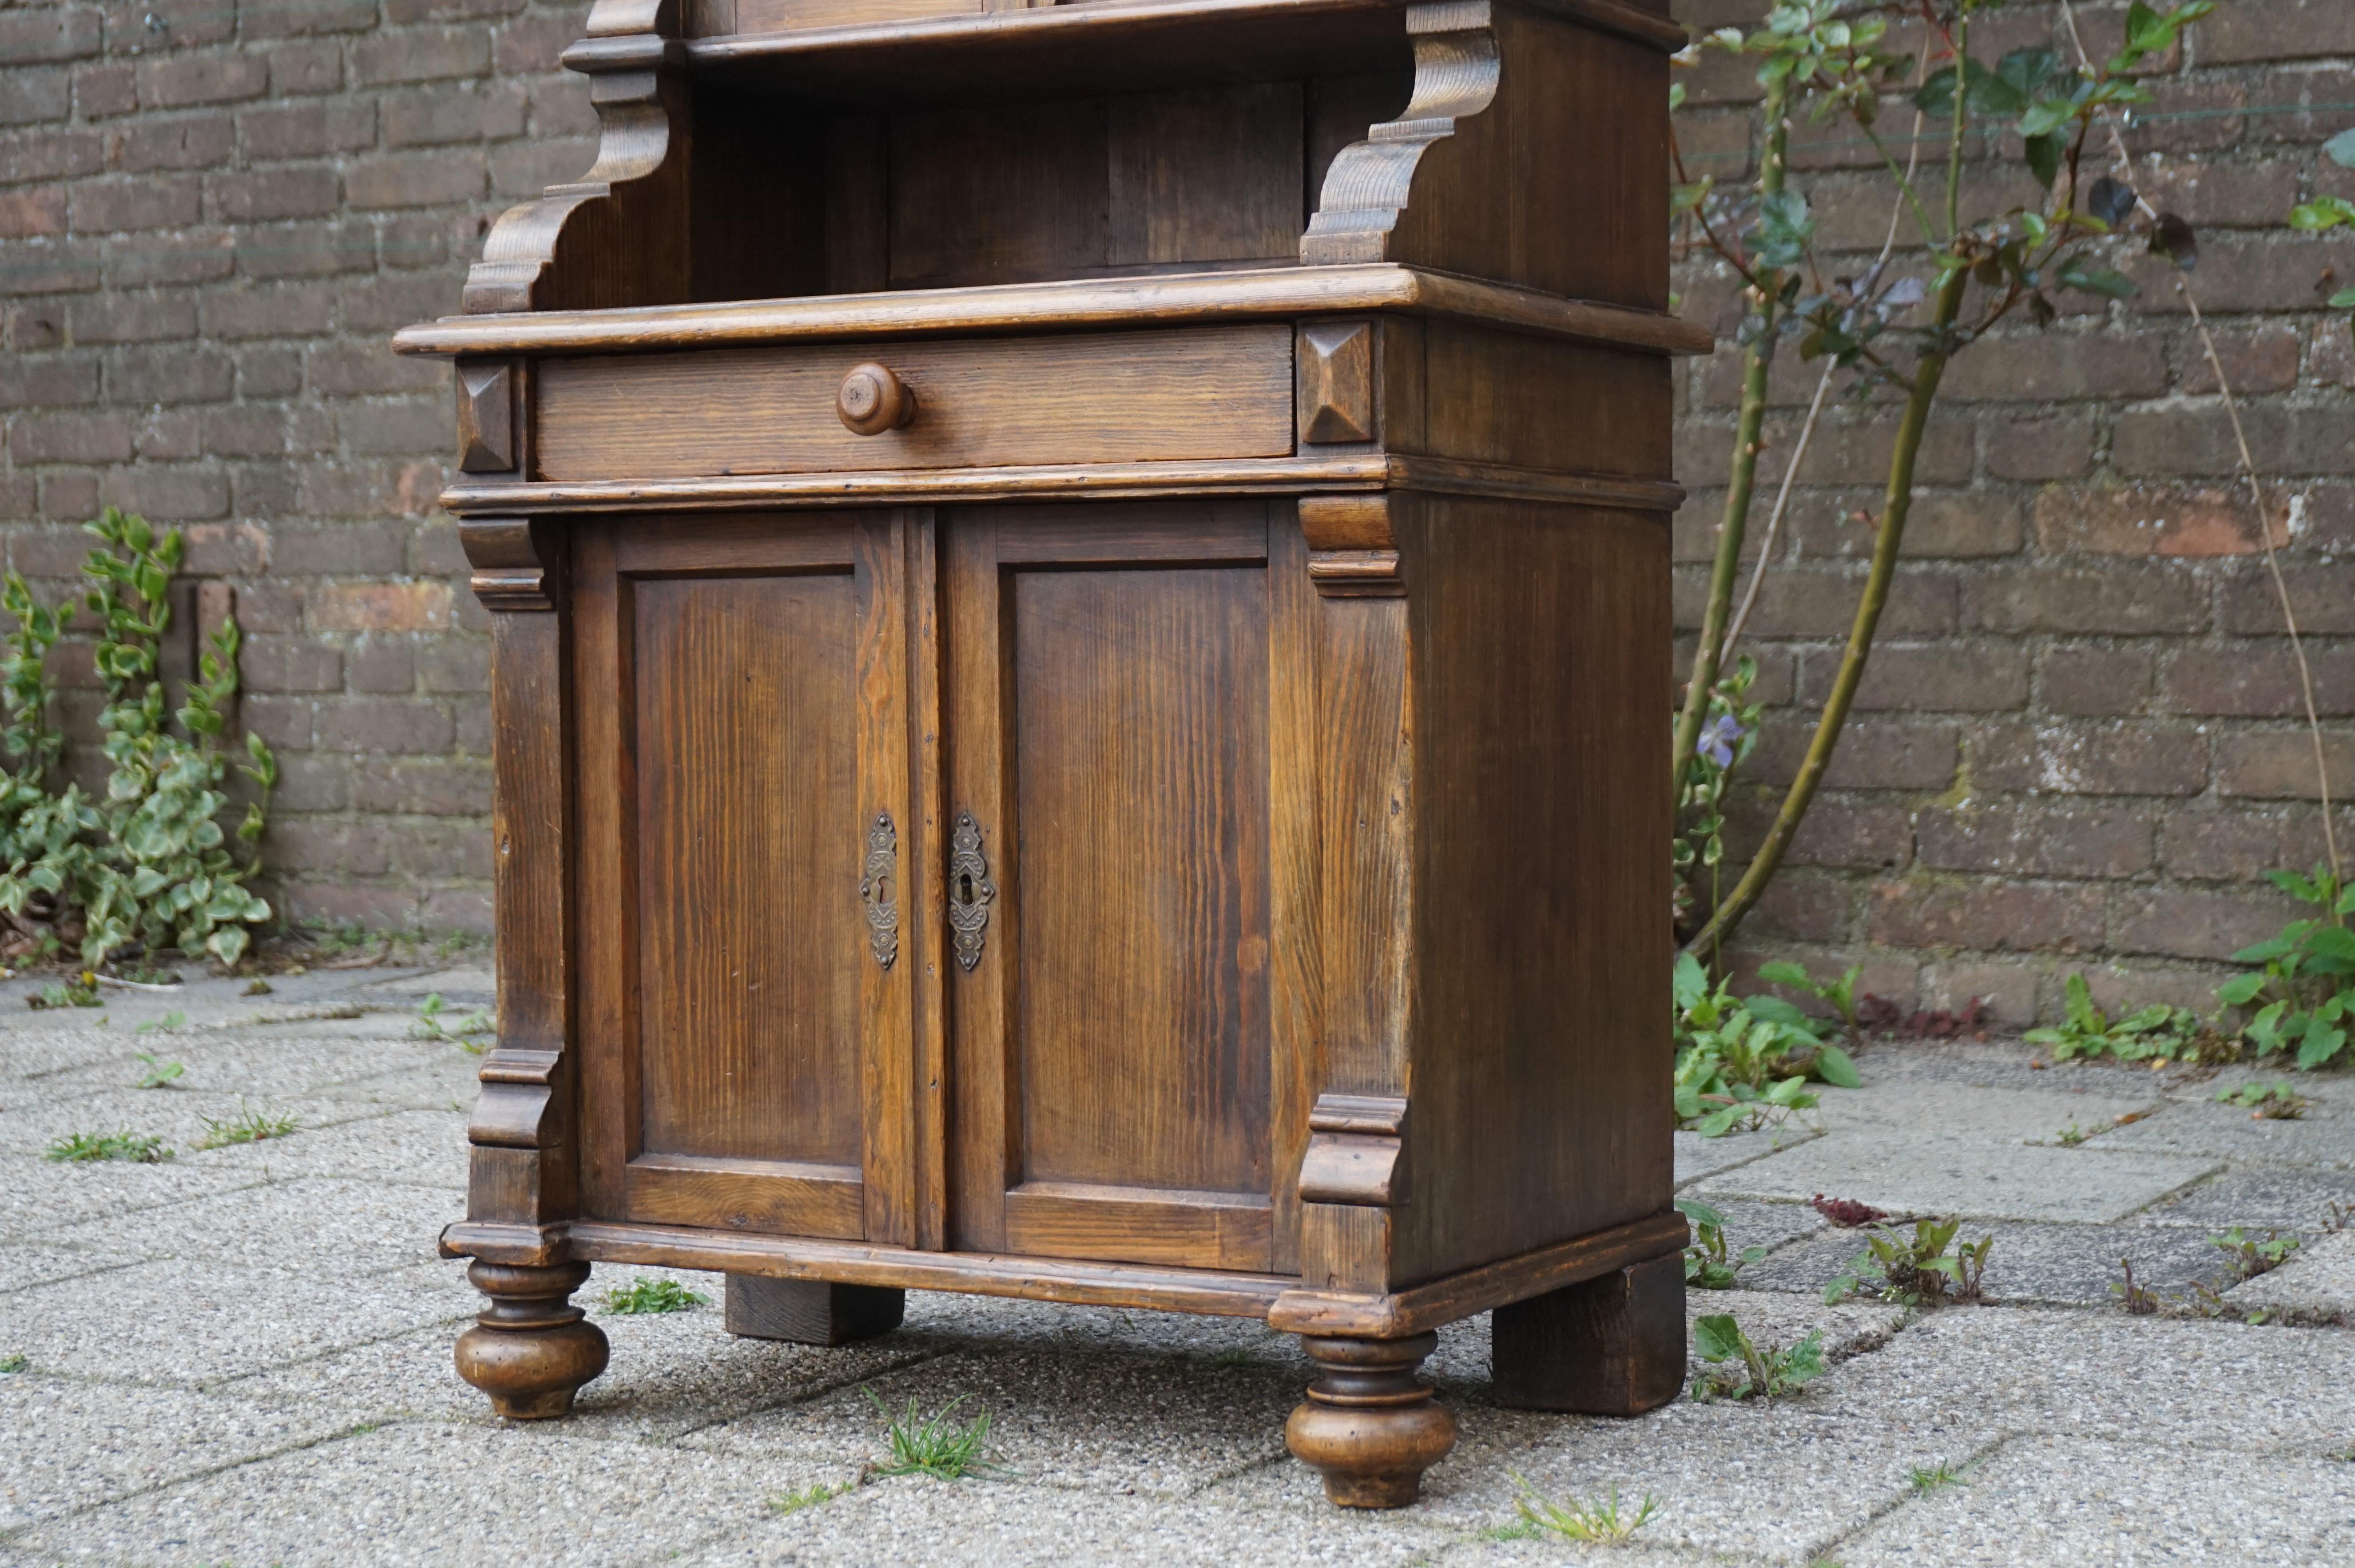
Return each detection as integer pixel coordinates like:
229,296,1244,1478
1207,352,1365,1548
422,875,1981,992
958,872,973,905
871,874,891,904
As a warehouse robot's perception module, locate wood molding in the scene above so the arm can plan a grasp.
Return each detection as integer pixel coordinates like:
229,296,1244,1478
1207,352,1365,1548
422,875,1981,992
1298,1092,1410,1204
1301,2,1501,267
395,264,1715,360
460,518,560,611
462,0,688,314
1269,1207,1688,1337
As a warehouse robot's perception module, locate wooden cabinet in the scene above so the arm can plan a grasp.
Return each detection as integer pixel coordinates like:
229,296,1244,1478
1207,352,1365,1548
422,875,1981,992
401,0,1711,1508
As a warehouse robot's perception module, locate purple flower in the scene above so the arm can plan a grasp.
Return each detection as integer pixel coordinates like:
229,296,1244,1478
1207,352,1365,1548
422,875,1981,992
1698,713,1746,769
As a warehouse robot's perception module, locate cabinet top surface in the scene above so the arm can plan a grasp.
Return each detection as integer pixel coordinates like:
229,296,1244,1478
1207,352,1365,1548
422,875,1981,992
394,263,1712,360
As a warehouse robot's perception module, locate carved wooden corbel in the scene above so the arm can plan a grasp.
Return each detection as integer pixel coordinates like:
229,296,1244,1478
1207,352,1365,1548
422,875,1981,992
463,0,689,314
1301,1,1501,266
1299,1093,1411,1207
460,518,560,613
1300,494,1404,598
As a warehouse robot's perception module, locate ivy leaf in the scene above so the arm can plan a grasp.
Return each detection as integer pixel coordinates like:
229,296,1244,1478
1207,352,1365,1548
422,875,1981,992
2327,127,2355,169
2023,131,2066,190
2058,261,2136,299
2087,176,2138,228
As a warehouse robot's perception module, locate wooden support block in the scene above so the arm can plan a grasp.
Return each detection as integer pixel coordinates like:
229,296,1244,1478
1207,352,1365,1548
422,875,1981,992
723,1274,906,1346
1488,1251,1684,1415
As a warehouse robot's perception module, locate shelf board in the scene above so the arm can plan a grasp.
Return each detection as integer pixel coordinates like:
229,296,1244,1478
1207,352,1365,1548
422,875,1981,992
677,0,1683,107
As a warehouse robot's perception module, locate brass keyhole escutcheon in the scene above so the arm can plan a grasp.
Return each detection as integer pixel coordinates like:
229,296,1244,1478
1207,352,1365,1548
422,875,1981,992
860,812,899,970
947,812,996,972
837,362,917,436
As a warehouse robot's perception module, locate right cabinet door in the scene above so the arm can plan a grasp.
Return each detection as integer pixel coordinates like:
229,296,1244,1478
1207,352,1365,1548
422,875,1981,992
941,501,1315,1275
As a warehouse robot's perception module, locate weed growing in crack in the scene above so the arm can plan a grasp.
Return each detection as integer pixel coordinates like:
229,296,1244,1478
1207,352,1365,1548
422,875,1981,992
2208,1227,2300,1283
1825,1218,1991,1309
411,992,495,1048
2055,1123,2090,1146
1678,1197,1766,1290
1908,1460,1962,1493
133,1050,182,1088
2113,1258,2163,1315
1509,1477,1661,1544
1690,1314,1824,1403
600,1278,707,1314
132,1010,186,1036
29,975,100,1010
195,1104,298,1149
2216,1082,2311,1120
768,1480,856,1516
46,1128,170,1163
1,1354,27,1373
1206,1347,1254,1369
866,1389,1001,1481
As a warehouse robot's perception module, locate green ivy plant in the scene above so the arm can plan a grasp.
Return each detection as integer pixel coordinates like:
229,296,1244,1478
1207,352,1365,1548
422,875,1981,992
2216,865,2354,1070
0,510,275,969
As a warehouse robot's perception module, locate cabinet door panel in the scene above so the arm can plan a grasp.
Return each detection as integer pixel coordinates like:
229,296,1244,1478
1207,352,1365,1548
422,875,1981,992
945,502,1308,1275
575,512,930,1245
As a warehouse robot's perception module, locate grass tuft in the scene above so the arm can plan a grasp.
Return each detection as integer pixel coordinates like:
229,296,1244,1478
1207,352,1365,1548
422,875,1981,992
1,1354,27,1373
767,1481,856,1516
195,1104,300,1150
1908,1460,1962,1493
46,1128,171,1163
600,1278,708,1315
866,1389,1001,1481
1509,1477,1661,1544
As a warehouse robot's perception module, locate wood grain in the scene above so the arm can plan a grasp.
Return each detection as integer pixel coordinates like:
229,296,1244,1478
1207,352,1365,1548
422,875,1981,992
624,1152,866,1238
534,328,1294,481
1004,1180,1275,1271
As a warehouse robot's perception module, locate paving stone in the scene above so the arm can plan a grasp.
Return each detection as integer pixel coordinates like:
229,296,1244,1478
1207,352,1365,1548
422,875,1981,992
179,1106,468,1187
309,1051,486,1112
1677,1193,1829,1260
0,1156,268,1237
1810,1306,2355,1456
0,1029,140,1091
3,1420,814,1568
1,1257,479,1386
2135,1165,2355,1232
2228,1228,2355,1319
0,1087,384,1162
1830,1079,2164,1139
682,1473,1457,1567
38,1033,456,1100
2101,1097,2355,1169
1673,1125,1816,1187
38,1175,462,1278
1854,1039,2143,1093
361,964,496,1001
1741,1220,2238,1306
1698,1129,2220,1223
687,1344,1303,1497
0,1375,353,1532
1839,1435,2355,1567
1677,1288,1906,1371
0,1239,142,1294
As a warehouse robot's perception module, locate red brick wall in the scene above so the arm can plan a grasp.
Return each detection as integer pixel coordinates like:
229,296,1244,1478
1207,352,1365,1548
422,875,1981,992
1676,0,2355,1022
1,1,2349,1017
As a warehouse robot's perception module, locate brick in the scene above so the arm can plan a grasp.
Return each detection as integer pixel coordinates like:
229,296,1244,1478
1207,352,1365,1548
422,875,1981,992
0,473,35,523
1799,640,2027,713
1939,335,2167,403
1683,570,1956,640
2074,966,2229,1021
1962,564,2208,635
107,346,233,405
264,40,345,97
268,822,391,878
2200,0,2355,63
96,466,229,520
2034,483,2287,557
0,186,66,237
8,412,132,464
415,635,488,694
1984,413,2095,481
2220,564,2355,635
2119,233,2347,318
0,66,68,125
349,28,492,86
74,62,135,118
388,0,528,21
496,12,580,73
1746,870,1859,946
1915,805,2155,880
421,888,494,933
198,285,335,340
1798,492,2023,560
177,519,269,573
242,0,378,37
68,176,201,233
237,100,376,160
349,638,417,694
2164,645,2355,718
407,521,468,576
2109,889,2298,963
350,757,490,815
2216,730,2355,800
340,272,471,332
0,126,103,183
490,136,596,199
1722,796,1913,871
1869,878,2107,953
2116,404,2355,480
522,77,598,140
2160,809,2353,883
203,166,340,223
1921,961,2039,1027
0,8,102,65
202,406,287,458
234,218,377,281
66,293,204,351
137,52,270,110
2178,328,2300,397
452,691,489,750
270,519,411,576
134,407,203,461
37,473,99,524
112,113,234,173
1751,719,1959,792
309,581,453,632
2129,159,2304,231
0,354,98,407
340,397,447,457
346,151,487,211
1971,723,2208,798
2040,646,2155,718
282,884,423,928
382,82,528,148
104,229,234,289
316,697,453,754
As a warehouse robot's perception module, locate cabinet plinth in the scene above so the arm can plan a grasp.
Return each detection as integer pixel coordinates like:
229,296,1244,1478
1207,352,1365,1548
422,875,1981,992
408,0,1696,1508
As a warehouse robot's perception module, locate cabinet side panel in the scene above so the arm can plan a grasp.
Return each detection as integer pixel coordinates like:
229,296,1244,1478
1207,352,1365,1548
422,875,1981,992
1394,497,1672,1284
1009,565,1273,1196
634,574,864,1166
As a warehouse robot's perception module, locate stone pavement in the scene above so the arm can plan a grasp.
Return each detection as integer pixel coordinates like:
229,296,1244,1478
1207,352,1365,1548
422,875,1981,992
4,965,2353,1567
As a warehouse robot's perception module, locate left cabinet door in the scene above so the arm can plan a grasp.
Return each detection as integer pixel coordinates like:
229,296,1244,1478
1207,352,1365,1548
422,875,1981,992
572,511,933,1247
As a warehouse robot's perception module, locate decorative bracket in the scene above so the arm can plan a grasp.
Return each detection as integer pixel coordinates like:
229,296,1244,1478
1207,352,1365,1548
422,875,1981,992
461,518,560,613
861,812,900,970
947,812,997,972
1298,321,1375,445
457,361,517,473
1299,494,1404,598
1299,1093,1410,1207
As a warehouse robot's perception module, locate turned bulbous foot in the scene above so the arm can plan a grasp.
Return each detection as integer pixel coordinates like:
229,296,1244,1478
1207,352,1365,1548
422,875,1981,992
453,1260,609,1420
1284,1330,1457,1508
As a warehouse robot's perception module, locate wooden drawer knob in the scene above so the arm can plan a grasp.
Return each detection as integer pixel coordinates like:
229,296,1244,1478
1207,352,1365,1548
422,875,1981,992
837,362,916,435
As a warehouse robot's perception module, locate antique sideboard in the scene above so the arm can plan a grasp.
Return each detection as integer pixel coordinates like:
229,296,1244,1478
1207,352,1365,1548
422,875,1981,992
396,0,1707,1507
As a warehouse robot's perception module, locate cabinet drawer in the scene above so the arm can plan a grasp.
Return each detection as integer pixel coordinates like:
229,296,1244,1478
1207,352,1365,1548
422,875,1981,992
534,325,1295,482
